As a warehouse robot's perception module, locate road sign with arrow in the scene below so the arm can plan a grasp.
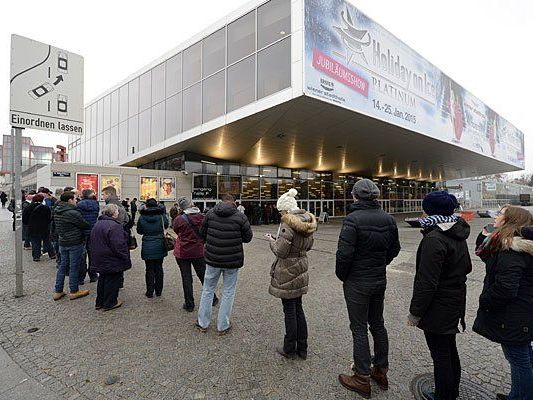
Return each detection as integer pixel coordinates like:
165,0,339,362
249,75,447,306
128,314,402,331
9,34,84,134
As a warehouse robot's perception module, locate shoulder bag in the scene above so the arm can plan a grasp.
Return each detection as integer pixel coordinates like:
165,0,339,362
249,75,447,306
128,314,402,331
160,215,176,251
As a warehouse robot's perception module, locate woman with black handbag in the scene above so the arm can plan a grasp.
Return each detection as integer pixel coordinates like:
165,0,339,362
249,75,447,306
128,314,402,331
136,198,169,298
172,197,218,312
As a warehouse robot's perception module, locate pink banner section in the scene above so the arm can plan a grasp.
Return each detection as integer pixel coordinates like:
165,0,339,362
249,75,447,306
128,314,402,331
312,48,369,97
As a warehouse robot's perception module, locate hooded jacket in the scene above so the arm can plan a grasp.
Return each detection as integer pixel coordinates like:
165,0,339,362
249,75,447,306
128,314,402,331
173,207,204,259
90,215,131,274
200,202,253,269
105,195,128,227
23,202,52,238
473,234,533,345
409,218,472,334
53,201,90,247
136,205,169,260
269,210,317,299
335,200,401,283
77,198,100,235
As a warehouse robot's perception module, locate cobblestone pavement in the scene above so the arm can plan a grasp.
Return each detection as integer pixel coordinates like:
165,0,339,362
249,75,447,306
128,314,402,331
0,207,517,399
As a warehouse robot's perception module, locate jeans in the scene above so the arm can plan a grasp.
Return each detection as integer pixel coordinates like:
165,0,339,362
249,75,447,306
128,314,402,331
79,236,97,284
30,235,55,260
424,332,461,400
343,281,389,375
281,296,308,355
176,257,217,308
197,265,239,331
145,259,164,296
502,343,533,400
54,244,84,293
96,273,122,309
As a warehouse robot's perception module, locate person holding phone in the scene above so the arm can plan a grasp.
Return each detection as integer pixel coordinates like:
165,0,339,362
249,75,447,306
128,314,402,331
473,206,533,400
268,189,317,360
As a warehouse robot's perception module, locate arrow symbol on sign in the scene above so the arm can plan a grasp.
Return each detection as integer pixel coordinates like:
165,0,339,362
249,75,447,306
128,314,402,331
53,75,63,86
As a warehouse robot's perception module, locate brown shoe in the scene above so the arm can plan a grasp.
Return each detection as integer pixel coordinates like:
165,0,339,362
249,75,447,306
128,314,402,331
53,292,66,301
338,373,371,398
69,290,90,300
370,366,389,390
217,324,232,336
103,299,123,311
194,322,207,333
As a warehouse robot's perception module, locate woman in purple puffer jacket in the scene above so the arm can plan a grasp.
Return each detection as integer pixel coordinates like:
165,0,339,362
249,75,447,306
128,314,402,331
90,204,131,311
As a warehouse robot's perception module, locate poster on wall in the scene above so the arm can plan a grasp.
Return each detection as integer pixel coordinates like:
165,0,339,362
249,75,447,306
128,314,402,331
304,0,525,169
159,177,176,201
100,175,122,199
140,177,158,201
76,173,99,194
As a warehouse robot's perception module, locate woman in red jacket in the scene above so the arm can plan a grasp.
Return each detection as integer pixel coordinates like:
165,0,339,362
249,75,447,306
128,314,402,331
173,197,218,312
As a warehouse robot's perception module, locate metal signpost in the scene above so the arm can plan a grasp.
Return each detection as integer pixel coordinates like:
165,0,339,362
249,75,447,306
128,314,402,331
9,34,84,297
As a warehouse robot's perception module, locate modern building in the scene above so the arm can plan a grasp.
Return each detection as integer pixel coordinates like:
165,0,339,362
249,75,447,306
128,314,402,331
0,134,56,175
68,0,526,216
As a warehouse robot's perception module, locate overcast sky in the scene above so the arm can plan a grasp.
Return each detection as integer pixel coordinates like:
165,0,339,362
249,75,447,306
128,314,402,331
1,0,532,174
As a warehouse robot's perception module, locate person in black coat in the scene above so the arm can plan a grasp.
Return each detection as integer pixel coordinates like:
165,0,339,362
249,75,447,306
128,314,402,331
408,191,471,400
473,206,533,400
23,194,57,262
196,193,253,335
336,179,401,399
130,198,138,225
90,204,131,311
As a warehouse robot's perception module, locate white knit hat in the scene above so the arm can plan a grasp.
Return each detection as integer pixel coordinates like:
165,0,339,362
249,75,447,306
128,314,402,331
277,188,299,211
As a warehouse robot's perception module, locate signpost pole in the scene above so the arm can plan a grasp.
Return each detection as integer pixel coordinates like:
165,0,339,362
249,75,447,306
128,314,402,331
14,127,23,297
10,128,15,199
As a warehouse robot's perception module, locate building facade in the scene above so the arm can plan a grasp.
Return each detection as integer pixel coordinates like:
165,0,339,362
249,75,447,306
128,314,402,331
68,0,526,215
0,134,55,175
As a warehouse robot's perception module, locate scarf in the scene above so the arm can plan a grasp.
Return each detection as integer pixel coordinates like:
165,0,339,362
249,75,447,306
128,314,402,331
418,214,458,229
475,232,500,261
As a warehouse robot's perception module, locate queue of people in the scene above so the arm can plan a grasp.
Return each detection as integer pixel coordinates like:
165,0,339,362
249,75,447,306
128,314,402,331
11,179,533,400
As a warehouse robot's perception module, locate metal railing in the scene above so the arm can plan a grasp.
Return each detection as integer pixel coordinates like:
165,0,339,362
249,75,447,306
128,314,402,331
481,199,515,209
378,199,423,214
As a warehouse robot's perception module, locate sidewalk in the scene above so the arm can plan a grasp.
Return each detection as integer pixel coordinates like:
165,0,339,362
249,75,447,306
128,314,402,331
0,346,56,400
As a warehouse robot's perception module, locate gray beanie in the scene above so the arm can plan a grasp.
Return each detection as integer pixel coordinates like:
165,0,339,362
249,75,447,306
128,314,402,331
352,179,380,200
178,196,192,210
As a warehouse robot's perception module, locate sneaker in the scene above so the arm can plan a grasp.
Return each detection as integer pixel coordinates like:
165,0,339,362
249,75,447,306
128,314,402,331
217,324,232,336
53,292,66,301
194,322,207,333
103,299,123,311
69,290,90,300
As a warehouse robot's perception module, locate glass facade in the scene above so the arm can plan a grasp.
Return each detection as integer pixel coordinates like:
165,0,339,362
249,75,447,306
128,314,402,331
72,0,292,166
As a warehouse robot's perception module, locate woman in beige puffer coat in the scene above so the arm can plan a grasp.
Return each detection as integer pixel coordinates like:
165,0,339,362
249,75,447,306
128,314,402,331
268,189,317,360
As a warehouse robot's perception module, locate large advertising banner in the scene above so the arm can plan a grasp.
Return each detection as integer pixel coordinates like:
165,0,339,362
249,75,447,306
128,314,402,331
100,175,122,199
304,0,525,169
159,177,176,201
140,177,158,201
76,173,99,194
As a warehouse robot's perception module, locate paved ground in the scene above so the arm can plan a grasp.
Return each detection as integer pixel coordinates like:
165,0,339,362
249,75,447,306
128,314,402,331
0,206,523,400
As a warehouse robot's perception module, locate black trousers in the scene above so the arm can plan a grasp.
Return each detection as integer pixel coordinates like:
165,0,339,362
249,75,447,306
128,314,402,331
281,296,308,354
96,272,122,309
424,332,461,400
145,259,164,296
176,257,207,308
79,236,97,283
343,281,389,376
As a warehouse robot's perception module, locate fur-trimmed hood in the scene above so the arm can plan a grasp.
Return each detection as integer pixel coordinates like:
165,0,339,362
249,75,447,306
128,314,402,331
511,236,533,256
281,209,317,236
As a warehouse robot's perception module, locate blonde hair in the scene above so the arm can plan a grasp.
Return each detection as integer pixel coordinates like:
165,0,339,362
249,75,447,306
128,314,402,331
494,205,533,250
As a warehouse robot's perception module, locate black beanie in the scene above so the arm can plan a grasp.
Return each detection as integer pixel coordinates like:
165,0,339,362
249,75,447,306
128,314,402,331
422,191,459,216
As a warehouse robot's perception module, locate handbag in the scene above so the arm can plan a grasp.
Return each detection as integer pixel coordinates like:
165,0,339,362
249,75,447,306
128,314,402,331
161,215,176,251
128,234,138,250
